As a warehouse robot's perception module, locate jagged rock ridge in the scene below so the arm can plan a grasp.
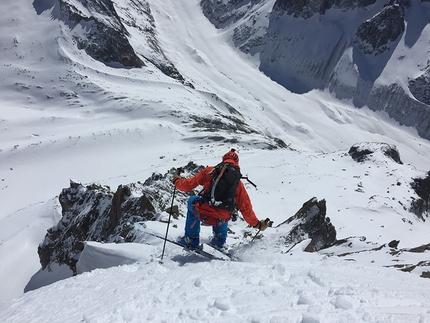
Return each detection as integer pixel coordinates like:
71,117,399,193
277,197,337,252
38,162,204,273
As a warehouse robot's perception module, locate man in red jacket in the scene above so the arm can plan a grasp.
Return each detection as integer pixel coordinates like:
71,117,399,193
173,149,269,248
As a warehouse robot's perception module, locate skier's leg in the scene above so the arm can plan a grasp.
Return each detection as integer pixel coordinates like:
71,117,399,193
179,196,201,247
211,221,228,247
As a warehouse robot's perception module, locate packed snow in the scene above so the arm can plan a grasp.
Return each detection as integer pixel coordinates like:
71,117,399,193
0,0,429,322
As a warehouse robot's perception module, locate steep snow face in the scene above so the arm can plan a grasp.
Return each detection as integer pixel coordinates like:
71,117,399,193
201,0,430,140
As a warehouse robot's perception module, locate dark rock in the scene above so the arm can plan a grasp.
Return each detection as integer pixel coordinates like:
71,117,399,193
70,179,81,189
56,0,145,68
279,197,337,252
110,185,132,228
33,0,188,83
421,271,430,279
273,0,377,18
354,4,405,56
409,71,430,105
410,171,430,220
387,245,430,277
38,163,204,273
201,0,247,28
407,243,430,253
365,83,430,141
165,205,180,219
348,142,403,164
388,240,400,248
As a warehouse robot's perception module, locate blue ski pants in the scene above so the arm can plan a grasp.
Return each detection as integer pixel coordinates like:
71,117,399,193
184,196,228,239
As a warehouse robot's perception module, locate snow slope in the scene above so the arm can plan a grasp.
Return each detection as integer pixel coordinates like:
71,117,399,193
2,243,430,323
0,0,430,321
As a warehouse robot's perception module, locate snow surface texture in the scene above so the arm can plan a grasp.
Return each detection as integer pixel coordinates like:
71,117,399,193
0,0,430,322
2,243,430,323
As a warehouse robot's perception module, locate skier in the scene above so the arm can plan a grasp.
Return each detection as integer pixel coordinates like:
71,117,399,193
173,149,270,248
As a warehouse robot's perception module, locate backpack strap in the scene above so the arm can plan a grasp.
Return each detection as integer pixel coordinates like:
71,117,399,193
209,163,228,206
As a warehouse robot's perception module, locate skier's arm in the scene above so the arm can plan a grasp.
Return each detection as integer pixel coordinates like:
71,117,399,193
235,181,259,227
174,167,212,192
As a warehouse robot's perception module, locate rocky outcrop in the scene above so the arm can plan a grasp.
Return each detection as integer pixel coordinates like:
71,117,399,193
56,0,144,68
200,0,248,28
273,0,378,19
33,0,186,82
365,84,430,140
38,162,203,273
410,171,430,220
354,4,405,56
278,197,337,252
346,143,429,221
409,71,430,105
348,142,403,164
389,243,430,278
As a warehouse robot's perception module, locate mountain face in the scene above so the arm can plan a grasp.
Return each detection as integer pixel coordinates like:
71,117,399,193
32,0,430,140
200,0,430,140
33,0,186,82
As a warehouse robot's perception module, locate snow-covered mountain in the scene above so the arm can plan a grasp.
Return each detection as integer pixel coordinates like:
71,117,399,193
1,0,430,322
201,0,430,140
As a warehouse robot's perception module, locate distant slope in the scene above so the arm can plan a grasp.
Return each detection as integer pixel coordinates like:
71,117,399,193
201,0,430,140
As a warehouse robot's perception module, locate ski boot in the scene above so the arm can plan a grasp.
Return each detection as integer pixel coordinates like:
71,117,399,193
178,236,200,249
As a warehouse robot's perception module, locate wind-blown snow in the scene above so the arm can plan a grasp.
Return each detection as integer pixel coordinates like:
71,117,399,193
0,0,429,321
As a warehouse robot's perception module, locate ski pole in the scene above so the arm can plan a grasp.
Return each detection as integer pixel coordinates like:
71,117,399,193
251,229,261,242
160,167,182,262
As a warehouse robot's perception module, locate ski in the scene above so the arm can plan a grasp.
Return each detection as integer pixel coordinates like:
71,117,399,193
203,243,238,261
133,222,232,261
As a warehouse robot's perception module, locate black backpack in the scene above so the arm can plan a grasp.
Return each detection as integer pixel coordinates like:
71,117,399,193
201,162,242,212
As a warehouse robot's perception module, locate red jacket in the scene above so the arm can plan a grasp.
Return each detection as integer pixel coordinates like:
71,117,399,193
174,165,259,227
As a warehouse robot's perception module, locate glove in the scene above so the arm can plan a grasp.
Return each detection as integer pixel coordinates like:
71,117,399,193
172,173,182,184
255,218,272,231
